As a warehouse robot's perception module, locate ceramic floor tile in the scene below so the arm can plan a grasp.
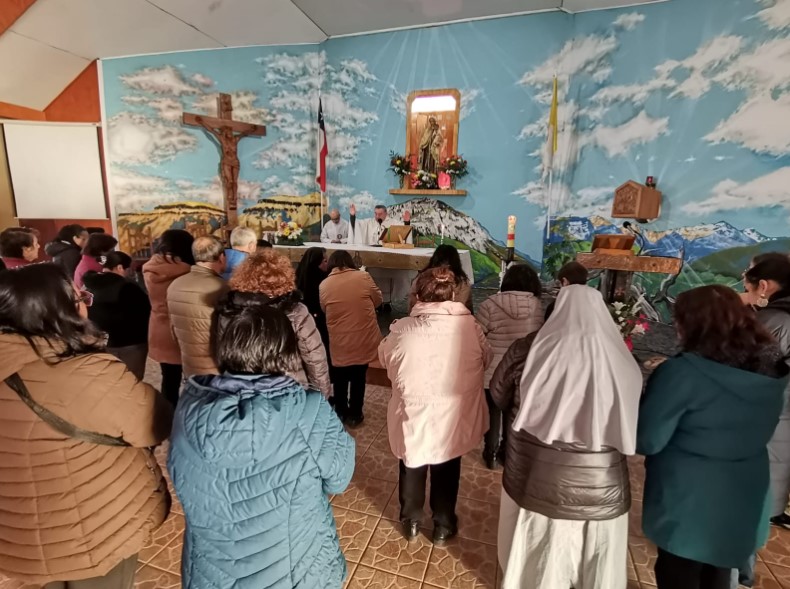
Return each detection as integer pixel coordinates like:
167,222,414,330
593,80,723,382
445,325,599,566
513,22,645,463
360,518,432,581
356,447,400,483
138,512,185,565
370,429,394,453
627,549,638,581
762,527,790,567
456,497,499,546
461,446,490,473
346,565,422,588
629,535,657,586
424,536,498,589
350,421,387,454
334,507,380,564
629,499,645,538
0,577,36,589
344,562,358,589
145,534,183,576
458,467,502,506
755,562,782,589
332,475,398,516
133,564,181,588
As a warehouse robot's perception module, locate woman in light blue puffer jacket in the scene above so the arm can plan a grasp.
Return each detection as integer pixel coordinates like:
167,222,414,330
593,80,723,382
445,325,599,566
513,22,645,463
168,299,355,589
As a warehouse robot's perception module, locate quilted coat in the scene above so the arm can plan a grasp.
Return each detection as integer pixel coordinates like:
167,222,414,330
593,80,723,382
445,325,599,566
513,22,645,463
756,296,790,517
0,334,172,583
490,335,631,521
319,268,382,367
167,265,229,377
142,254,191,365
476,291,543,388
168,374,355,589
379,301,492,467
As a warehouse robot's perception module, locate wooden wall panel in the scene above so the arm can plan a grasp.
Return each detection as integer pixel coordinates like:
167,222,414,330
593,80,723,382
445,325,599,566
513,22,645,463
44,61,101,123
0,0,37,35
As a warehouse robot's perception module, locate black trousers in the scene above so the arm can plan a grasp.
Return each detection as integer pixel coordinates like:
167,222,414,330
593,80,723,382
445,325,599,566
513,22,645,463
655,549,731,589
332,364,368,418
483,389,505,455
160,363,182,407
399,457,462,529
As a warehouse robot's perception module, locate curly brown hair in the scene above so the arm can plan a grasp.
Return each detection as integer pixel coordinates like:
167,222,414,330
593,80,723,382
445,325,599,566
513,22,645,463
229,249,296,298
675,285,777,372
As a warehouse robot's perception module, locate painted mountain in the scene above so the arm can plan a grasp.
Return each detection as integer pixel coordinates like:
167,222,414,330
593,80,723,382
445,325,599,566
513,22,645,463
389,198,541,284
239,192,326,238
549,216,778,263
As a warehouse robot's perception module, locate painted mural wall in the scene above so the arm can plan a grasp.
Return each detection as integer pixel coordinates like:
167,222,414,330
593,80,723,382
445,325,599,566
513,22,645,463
101,0,790,299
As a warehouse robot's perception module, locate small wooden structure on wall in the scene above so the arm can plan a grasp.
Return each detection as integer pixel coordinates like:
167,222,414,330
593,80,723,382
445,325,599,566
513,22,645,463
611,180,662,221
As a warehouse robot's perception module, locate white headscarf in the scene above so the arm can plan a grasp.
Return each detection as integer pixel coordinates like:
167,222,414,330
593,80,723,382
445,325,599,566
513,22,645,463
512,284,642,455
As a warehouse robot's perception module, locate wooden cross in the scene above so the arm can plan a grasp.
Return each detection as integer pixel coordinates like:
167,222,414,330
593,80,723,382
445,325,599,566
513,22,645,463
182,93,266,227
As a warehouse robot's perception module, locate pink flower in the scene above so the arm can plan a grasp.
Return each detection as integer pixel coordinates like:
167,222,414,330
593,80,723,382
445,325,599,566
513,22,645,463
625,337,634,351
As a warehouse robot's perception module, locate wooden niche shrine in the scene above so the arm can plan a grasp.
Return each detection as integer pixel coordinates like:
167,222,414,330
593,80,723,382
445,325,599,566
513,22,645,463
389,88,466,197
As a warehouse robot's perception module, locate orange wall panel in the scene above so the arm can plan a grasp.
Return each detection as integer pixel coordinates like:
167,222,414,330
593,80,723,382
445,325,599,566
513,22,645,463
0,0,37,34
0,101,45,120
44,61,101,123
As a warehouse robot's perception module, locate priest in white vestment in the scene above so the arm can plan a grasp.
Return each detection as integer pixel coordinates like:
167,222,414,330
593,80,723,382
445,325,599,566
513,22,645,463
348,203,413,309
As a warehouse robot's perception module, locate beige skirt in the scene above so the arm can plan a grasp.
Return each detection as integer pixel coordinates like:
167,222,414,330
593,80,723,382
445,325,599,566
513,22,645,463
498,488,628,589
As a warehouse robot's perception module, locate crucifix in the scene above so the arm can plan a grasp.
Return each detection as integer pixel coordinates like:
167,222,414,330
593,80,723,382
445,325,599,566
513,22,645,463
182,93,266,226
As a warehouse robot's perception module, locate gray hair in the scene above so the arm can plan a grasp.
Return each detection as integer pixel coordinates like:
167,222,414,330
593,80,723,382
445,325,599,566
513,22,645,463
230,226,257,248
192,236,224,263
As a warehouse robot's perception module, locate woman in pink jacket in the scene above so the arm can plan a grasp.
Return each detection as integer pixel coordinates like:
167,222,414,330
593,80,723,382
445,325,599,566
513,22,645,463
379,267,491,545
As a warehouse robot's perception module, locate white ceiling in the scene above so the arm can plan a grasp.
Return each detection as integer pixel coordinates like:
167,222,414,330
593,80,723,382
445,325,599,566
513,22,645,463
1,0,668,111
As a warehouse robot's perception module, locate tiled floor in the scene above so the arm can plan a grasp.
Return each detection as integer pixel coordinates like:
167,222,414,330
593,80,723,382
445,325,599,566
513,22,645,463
4,382,790,588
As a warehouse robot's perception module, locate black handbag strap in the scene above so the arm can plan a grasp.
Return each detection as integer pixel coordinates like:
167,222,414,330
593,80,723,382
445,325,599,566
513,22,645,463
4,373,130,447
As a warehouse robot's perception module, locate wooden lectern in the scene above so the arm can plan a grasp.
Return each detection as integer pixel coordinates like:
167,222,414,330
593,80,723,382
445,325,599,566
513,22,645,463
576,182,682,302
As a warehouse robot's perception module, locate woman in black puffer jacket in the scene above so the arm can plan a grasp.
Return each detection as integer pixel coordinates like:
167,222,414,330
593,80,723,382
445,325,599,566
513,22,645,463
82,251,151,380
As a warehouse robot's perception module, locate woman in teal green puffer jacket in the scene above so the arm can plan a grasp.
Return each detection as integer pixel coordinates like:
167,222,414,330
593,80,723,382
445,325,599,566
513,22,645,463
638,285,788,589
168,297,355,589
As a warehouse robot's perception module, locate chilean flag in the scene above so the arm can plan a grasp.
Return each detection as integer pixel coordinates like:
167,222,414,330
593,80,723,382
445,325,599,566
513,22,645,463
316,98,328,192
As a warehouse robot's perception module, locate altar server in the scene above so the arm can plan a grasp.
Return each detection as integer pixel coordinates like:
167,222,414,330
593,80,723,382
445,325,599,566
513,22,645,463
348,203,413,309
498,284,642,589
320,209,349,244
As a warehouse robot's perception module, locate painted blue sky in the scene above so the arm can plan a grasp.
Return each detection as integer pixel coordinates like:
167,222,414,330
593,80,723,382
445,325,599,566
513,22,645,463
101,0,790,261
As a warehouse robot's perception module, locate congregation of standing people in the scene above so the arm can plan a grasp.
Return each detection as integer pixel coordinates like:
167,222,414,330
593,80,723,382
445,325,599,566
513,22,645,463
1,221,790,589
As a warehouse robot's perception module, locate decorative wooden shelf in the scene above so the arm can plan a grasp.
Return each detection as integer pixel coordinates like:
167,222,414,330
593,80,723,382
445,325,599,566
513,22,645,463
389,189,467,196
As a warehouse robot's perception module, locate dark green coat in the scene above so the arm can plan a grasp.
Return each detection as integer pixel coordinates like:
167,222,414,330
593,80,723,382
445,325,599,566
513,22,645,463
638,353,787,568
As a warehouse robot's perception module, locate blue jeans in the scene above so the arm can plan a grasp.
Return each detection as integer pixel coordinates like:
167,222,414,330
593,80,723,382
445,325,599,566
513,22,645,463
731,554,756,588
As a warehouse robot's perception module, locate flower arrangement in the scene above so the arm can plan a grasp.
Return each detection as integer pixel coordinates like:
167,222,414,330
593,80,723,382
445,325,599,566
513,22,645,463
388,151,413,181
275,220,304,246
438,154,469,180
609,299,650,351
412,169,438,190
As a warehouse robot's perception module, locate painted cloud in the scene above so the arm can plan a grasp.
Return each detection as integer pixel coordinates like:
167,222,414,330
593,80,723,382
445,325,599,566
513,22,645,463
108,112,198,165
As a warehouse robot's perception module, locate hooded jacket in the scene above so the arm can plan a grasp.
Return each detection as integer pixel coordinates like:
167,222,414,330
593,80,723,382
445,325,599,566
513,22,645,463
73,255,103,290
0,334,172,583
45,240,82,278
82,271,151,348
638,353,788,568
168,374,354,589
142,254,191,365
476,291,543,387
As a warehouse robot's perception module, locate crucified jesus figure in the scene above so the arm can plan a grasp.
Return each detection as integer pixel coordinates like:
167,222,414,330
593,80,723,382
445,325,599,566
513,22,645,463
194,116,258,211
182,93,266,226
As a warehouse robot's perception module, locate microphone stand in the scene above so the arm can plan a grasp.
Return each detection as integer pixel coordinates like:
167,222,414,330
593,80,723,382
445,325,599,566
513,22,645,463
623,222,646,256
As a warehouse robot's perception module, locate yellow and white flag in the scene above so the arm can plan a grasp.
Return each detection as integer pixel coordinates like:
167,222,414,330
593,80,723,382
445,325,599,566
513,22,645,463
545,76,559,238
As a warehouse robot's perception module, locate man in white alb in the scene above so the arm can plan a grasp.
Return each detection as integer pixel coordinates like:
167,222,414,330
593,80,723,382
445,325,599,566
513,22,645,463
320,209,349,244
348,203,413,312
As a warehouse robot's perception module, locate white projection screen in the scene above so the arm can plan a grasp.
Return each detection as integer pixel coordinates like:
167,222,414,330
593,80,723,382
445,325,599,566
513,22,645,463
3,122,107,219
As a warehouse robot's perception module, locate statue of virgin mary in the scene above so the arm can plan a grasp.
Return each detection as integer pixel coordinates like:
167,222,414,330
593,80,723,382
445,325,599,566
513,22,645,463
418,116,443,175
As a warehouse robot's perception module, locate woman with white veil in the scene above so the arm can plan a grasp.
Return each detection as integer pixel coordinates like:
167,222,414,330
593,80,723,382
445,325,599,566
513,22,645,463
495,284,642,589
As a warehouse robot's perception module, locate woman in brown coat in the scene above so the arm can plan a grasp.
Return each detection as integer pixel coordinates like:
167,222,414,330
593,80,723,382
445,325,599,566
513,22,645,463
0,264,172,587
142,229,194,406
228,249,331,397
320,250,383,426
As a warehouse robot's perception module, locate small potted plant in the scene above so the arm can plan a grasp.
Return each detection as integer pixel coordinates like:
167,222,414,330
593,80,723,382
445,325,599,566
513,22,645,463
438,154,469,189
412,169,438,190
275,220,304,246
387,151,414,188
